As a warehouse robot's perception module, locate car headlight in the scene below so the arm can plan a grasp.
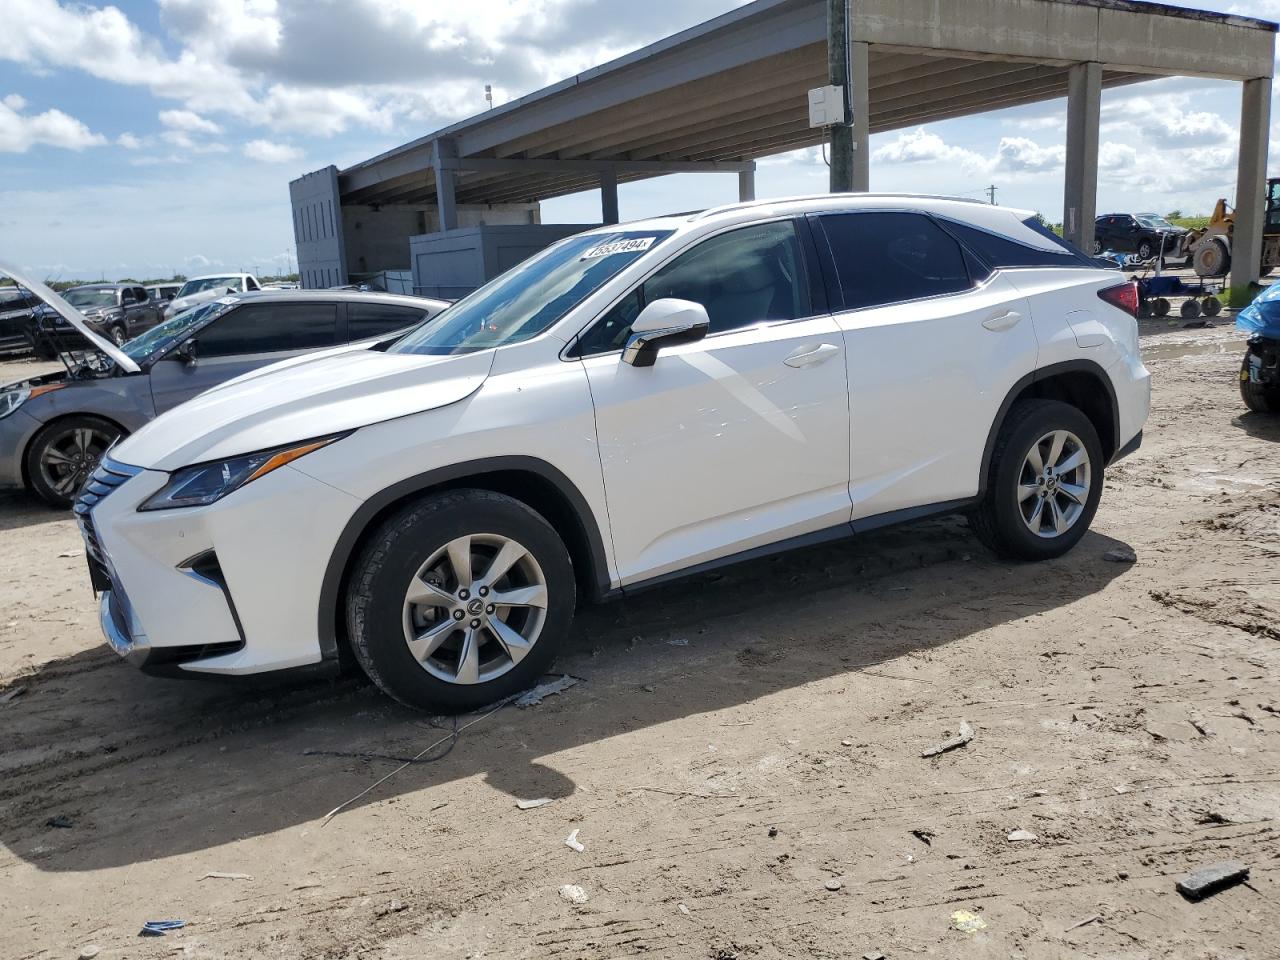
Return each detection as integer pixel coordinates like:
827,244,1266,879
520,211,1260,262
138,434,346,511
0,383,63,419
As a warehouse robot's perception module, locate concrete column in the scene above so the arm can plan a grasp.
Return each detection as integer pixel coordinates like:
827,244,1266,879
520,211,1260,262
599,168,619,224
1063,62,1102,252
738,167,756,202
850,39,870,192
432,139,458,232
1231,75,1273,295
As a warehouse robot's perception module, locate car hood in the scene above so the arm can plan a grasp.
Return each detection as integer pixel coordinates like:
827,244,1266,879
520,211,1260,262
113,346,497,472
0,261,140,374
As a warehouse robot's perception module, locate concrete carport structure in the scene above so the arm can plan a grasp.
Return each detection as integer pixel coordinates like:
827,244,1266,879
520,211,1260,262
294,0,1276,297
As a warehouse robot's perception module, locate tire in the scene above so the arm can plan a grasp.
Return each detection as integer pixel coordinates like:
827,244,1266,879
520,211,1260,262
1193,239,1230,278
969,399,1105,561
25,415,124,509
346,489,577,713
109,324,127,347
1180,299,1201,320
1153,298,1171,318
1202,297,1222,318
1092,239,1103,255
1240,355,1280,414
1137,240,1154,260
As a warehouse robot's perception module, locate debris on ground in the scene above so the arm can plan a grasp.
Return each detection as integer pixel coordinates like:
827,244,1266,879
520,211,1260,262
1007,829,1038,842
139,920,186,937
78,946,100,959
515,675,579,708
666,638,689,646
951,910,987,933
911,828,935,846
921,720,974,758
201,871,253,881
559,884,589,904
0,685,26,705
678,902,690,915
517,797,554,810
1065,914,1102,932
376,898,407,916
1103,547,1138,563
1177,861,1250,900
45,815,74,829
824,878,843,892
863,952,886,960
1192,809,1232,826
564,828,585,853
767,826,778,838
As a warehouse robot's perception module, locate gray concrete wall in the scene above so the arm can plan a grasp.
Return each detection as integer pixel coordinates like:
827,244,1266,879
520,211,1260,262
410,224,595,299
341,202,540,276
290,167,348,290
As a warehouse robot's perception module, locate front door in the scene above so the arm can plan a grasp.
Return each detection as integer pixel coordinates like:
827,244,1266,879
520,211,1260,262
576,219,851,586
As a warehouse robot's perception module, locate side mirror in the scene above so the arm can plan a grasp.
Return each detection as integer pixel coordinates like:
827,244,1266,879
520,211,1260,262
175,339,198,366
622,298,710,368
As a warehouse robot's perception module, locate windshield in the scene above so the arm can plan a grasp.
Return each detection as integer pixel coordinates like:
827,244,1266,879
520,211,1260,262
1138,216,1175,230
178,276,241,297
65,289,117,309
121,300,232,364
391,230,673,356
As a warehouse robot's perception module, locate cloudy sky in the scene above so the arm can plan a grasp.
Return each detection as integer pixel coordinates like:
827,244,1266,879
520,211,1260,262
0,0,1276,281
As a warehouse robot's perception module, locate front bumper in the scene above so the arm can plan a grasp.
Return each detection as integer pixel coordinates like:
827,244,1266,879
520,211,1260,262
80,454,363,676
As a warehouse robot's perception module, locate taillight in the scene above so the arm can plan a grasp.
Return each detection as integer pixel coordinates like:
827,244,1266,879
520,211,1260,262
1097,281,1138,318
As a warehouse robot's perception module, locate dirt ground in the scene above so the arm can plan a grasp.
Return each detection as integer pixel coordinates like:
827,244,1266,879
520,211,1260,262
1,312,1278,960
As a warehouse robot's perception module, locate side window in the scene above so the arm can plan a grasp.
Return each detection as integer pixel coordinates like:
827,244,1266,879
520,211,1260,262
572,220,811,356
347,303,431,340
195,303,339,357
245,277,261,292
942,220,1086,270
817,212,970,310
133,286,148,303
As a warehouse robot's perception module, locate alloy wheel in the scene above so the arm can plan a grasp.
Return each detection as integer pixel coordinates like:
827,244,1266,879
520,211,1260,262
1016,429,1092,539
37,425,119,500
401,533,548,685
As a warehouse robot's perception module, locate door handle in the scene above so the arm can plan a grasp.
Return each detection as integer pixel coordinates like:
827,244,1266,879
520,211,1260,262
982,310,1022,332
784,343,840,368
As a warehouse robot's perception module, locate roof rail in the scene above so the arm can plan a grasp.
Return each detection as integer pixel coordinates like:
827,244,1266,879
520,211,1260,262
692,192,993,220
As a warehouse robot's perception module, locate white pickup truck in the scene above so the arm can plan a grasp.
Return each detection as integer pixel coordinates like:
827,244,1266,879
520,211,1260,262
163,273,263,319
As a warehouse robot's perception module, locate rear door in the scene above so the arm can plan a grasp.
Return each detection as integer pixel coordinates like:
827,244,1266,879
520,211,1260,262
812,210,1038,520
148,301,340,412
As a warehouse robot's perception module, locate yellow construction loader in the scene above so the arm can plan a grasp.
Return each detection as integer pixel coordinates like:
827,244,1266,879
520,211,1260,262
1186,178,1280,278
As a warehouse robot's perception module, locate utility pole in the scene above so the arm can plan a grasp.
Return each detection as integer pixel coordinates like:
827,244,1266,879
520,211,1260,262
828,0,853,192
986,184,998,205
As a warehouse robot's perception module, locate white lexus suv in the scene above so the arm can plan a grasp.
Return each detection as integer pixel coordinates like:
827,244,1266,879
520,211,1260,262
77,196,1150,712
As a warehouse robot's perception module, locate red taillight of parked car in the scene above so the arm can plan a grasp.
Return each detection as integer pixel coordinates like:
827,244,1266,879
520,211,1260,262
1097,281,1139,318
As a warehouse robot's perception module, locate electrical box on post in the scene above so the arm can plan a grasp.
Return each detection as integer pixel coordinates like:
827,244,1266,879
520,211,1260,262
808,85,846,128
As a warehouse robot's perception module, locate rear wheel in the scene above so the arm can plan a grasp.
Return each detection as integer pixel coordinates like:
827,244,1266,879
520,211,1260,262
1240,354,1280,413
346,489,576,713
970,399,1104,561
109,324,127,347
1137,239,1154,260
1193,239,1230,277
25,415,124,509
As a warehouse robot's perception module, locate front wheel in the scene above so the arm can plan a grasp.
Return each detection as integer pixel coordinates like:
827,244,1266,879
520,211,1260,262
1137,240,1154,260
346,489,576,712
970,399,1104,561
25,415,124,508
109,324,127,347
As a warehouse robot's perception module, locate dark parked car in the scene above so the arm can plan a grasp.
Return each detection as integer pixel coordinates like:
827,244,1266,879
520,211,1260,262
1093,213,1187,261
0,278,449,507
0,285,41,354
32,283,164,355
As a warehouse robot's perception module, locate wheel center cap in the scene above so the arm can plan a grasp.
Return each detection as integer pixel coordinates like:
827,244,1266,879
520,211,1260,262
467,599,484,616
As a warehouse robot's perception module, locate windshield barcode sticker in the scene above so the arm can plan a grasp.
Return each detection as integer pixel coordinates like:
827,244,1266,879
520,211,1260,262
581,237,656,260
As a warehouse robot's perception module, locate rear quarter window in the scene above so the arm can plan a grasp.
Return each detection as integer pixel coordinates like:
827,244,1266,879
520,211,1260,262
940,218,1090,270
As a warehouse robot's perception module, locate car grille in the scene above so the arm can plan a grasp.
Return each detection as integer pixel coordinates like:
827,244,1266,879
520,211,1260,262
74,457,142,571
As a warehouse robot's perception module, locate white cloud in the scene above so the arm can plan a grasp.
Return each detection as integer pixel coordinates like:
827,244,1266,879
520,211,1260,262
0,95,106,153
872,128,987,170
159,109,222,134
994,136,1065,173
117,132,142,149
243,138,302,163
